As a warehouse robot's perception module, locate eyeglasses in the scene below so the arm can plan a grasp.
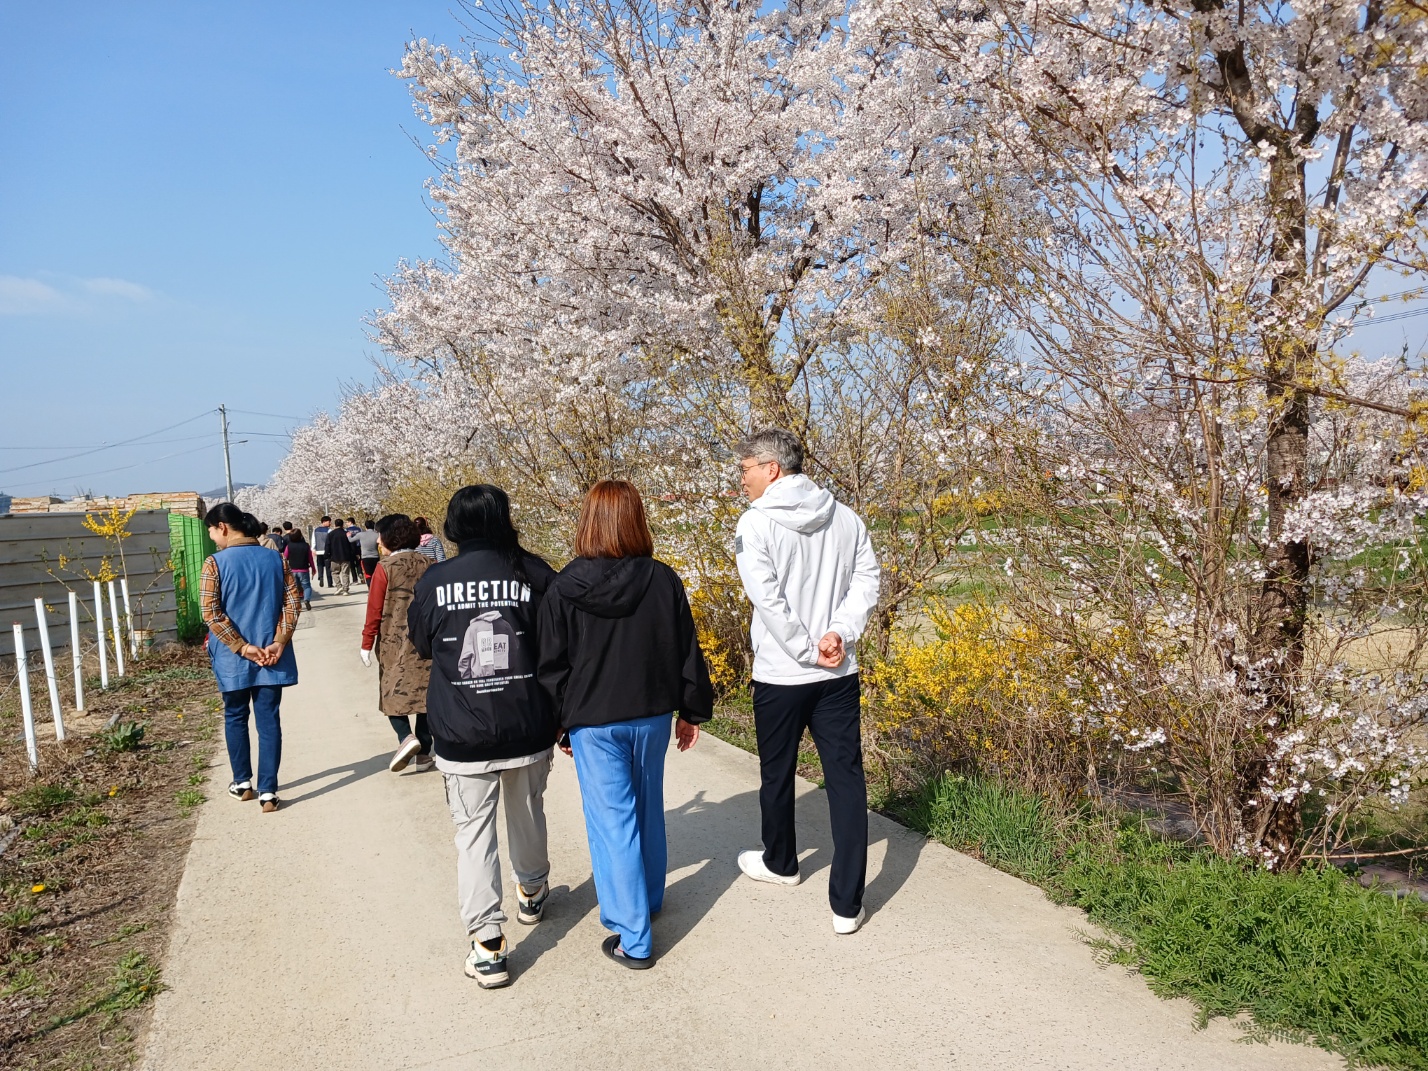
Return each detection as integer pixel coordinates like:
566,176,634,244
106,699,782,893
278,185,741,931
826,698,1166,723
740,459,775,474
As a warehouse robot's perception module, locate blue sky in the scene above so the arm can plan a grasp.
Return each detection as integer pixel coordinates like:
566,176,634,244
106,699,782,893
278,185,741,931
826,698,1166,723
2,4,1422,502
0,1,481,499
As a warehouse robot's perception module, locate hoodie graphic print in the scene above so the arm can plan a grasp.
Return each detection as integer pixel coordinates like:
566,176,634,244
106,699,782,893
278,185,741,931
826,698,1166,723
431,577,534,693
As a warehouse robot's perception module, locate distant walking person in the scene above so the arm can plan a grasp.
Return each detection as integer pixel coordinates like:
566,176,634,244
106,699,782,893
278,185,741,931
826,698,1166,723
200,502,303,813
257,524,282,552
406,485,558,989
538,481,712,969
360,514,434,774
312,516,333,588
357,520,380,584
282,529,315,610
324,520,359,595
733,428,879,934
414,517,447,562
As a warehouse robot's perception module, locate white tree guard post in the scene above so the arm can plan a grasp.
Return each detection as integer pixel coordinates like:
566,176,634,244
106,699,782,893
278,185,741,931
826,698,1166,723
108,581,125,678
14,623,39,773
33,598,65,742
94,580,109,689
69,590,85,711
121,577,136,658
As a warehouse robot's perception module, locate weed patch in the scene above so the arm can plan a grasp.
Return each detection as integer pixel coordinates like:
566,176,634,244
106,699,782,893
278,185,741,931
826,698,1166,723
0,642,217,1070
890,773,1428,1070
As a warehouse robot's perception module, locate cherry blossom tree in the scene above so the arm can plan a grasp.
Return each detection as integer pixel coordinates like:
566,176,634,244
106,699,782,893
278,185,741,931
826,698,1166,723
869,0,1428,860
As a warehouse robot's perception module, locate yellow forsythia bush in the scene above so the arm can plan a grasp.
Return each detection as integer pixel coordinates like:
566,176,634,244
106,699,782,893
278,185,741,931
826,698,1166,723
866,603,1095,798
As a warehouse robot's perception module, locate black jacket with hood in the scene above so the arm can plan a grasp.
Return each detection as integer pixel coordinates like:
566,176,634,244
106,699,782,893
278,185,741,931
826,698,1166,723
537,555,713,731
406,542,559,762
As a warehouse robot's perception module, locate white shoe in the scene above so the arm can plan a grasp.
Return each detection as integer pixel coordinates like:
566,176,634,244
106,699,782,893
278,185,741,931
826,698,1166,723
389,735,422,772
737,849,801,886
833,907,866,935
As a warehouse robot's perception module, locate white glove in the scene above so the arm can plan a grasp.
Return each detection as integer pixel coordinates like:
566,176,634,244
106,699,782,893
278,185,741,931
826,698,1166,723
359,648,371,667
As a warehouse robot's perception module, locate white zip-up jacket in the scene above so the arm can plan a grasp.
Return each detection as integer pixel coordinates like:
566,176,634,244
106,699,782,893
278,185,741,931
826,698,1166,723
735,474,880,686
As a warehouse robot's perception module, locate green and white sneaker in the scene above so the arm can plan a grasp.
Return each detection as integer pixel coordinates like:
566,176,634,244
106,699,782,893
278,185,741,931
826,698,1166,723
516,881,549,925
464,935,510,989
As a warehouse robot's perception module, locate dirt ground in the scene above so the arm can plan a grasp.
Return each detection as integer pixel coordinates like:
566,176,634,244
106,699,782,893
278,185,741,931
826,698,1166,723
0,643,217,1071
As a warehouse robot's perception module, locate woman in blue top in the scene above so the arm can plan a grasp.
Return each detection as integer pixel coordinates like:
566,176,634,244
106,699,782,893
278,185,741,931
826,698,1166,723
201,503,303,813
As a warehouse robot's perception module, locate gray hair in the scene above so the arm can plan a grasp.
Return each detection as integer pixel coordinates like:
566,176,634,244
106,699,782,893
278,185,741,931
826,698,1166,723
736,427,803,474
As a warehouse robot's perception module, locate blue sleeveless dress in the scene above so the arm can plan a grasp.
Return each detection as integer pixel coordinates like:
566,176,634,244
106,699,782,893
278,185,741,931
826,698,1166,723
207,544,299,692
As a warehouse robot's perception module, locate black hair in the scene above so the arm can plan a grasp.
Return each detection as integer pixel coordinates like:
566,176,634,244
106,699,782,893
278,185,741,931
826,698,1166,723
282,521,293,531
287,528,306,545
364,519,375,530
443,485,542,582
376,513,420,551
321,515,332,523
204,502,264,538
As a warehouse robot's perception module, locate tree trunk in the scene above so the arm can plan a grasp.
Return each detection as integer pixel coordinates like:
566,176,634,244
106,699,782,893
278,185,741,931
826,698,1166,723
1245,145,1313,863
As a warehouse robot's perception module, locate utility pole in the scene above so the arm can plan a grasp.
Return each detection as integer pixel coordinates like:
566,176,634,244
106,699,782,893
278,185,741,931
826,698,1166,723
219,405,234,502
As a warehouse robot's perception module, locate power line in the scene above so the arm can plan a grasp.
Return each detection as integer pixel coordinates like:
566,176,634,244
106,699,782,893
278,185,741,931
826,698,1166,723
4,442,223,492
0,433,216,451
0,411,214,476
226,408,306,421
1356,306,1428,327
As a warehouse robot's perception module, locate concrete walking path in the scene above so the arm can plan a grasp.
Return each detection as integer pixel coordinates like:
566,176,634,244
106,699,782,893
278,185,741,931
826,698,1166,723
141,591,1340,1070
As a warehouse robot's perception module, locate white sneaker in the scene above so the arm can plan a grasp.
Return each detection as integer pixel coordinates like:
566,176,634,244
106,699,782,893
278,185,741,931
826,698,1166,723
389,735,421,772
737,849,801,886
833,907,866,935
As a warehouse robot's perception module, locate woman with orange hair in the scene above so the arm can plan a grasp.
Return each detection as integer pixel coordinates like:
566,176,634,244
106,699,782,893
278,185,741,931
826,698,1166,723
537,480,713,969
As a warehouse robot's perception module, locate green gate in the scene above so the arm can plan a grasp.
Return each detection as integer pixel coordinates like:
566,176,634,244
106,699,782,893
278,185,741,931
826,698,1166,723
168,514,216,643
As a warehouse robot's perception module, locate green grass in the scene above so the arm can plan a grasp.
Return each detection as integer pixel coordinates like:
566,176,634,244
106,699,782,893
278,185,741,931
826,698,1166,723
11,784,78,817
174,789,205,816
893,774,1428,1070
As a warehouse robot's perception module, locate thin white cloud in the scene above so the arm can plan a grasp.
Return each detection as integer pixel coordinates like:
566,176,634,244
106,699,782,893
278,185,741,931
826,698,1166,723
83,276,154,301
0,275,65,315
0,273,159,316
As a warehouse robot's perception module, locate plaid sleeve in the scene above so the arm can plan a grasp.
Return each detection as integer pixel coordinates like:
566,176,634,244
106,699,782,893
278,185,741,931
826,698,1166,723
274,559,303,645
199,556,247,654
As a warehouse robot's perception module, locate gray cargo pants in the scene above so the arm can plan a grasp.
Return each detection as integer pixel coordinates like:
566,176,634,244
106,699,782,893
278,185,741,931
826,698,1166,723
443,756,552,941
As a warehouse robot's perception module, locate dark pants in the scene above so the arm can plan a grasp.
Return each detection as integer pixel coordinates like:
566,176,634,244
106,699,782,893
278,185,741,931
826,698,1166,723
753,674,867,918
388,713,432,755
361,557,379,583
315,554,331,587
222,685,284,796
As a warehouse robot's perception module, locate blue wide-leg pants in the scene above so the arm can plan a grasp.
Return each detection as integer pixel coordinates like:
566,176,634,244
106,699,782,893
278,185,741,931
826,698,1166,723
568,713,671,960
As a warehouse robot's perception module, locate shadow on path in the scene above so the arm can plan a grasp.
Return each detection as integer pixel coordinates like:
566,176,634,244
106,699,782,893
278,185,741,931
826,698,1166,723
511,878,599,976
282,752,390,806
652,783,924,952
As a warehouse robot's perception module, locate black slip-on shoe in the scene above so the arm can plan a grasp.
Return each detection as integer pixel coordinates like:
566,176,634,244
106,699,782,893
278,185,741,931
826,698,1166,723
601,934,653,970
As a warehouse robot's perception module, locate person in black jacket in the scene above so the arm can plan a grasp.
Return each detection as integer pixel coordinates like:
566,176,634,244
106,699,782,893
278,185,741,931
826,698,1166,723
406,485,558,990
537,480,712,970
323,522,359,596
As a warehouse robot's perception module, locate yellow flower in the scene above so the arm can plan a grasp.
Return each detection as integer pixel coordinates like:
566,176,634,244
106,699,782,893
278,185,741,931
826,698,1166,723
108,786,119,797
31,883,46,894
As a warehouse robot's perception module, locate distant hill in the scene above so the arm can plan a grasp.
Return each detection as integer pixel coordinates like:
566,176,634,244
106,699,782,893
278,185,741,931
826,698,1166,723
201,483,256,503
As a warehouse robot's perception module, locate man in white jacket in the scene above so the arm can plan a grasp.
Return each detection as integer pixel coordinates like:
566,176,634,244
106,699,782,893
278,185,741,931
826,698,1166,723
732,428,880,934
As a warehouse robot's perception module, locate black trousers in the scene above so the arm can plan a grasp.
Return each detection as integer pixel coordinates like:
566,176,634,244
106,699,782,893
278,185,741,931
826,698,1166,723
315,554,331,587
752,673,867,917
